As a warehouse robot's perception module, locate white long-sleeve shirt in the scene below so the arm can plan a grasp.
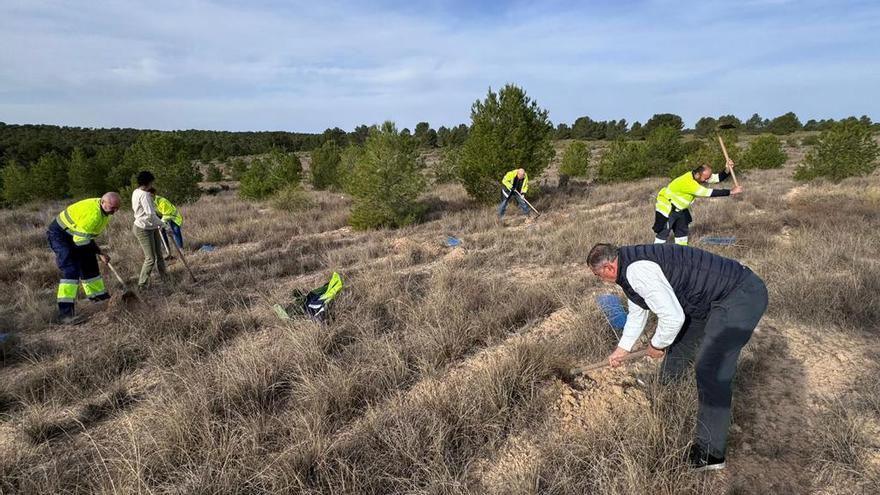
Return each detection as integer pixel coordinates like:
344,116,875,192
617,260,686,351
132,188,164,230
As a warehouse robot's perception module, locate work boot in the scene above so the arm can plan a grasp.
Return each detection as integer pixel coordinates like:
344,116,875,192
57,314,86,326
688,444,726,472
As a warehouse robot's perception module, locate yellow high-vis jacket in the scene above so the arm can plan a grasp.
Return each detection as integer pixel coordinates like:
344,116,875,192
502,170,529,194
655,171,723,216
154,195,183,226
56,198,111,246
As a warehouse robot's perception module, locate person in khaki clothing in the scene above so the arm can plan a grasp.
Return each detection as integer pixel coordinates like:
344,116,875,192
131,171,168,288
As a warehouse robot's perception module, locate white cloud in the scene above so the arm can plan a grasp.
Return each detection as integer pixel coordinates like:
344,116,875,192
0,0,877,130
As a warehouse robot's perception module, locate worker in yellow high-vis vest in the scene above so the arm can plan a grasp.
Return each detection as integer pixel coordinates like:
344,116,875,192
148,187,184,258
653,161,742,245
46,192,121,324
499,168,530,218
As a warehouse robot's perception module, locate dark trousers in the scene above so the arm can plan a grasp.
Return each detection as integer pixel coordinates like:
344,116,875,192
653,209,691,243
46,221,107,317
660,270,768,458
160,220,184,249
499,188,529,217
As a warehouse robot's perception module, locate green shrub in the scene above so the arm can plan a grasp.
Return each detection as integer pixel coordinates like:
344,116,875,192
123,132,201,203
1,161,33,205
559,141,591,178
30,151,69,200
802,134,820,146
267,148,302,187
643,125,684,176
238,149,302,200
310,140,343,190
229,158,248,181
239,158,274,200
742,134,787,169
68,147,109,198
270,185,313,211
338,144,365,191
767,111,802,135
204,163,224,182
459,84,554,203
347,122,426,230
435,146,462,184
595,138,647,183
670,135,742,178
795,121,879,182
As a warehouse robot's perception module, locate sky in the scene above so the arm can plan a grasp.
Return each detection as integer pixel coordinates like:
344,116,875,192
1,0,878,132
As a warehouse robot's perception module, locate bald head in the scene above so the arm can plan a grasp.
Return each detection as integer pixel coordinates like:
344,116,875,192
516,168,525,179
101,192,121,215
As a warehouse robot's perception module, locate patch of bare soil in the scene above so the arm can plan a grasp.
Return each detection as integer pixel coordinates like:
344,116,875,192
474,359,655,494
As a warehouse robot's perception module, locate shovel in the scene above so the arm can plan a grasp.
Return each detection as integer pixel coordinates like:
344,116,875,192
566,349,649,378
164,227,197,283
514,190,541,217
106,261,141,302
716,123,740,188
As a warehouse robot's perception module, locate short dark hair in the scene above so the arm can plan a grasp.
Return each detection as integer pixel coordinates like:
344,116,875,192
587,243,619,270
137,171,155,186
147,187,157,194
692,164,711,175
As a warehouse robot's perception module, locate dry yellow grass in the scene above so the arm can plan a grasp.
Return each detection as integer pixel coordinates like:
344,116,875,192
1,141,878,494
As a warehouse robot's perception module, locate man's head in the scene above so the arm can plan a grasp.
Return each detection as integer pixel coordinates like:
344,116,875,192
147,187,157,196
692,164,713,183
100,192,121,215
516,168,525,179
587,243,619,283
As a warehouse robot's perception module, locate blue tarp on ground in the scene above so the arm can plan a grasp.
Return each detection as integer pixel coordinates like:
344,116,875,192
596,294,627,331
444,236,462,247
700,236,737,246
198,244,216,252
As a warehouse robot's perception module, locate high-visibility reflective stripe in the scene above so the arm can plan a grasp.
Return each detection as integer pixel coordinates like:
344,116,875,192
694,186,712,197
81,277,106,297
57,297,76,303
82,276,102,284
60,278,79,284
664,188,692,209
74,238,92,246
654,237,666,244
57,282,78,300
675,236,688,246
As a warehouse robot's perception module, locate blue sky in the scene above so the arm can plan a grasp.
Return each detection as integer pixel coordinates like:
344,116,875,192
1,0,878,132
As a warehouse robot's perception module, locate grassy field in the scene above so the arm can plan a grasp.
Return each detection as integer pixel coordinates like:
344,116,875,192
1,138,879,494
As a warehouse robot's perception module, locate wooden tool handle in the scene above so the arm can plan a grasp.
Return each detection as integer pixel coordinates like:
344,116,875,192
568,349,649,376
171,239,197,282
106,262,126,285
717,135,739,188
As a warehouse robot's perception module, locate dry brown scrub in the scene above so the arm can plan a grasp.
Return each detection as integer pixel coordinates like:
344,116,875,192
1,141,878,494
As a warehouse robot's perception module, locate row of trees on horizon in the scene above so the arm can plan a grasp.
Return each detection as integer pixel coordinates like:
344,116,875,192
1,86,878,230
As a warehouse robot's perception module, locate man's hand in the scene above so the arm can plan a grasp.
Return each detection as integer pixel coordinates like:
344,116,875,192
647,344,666,360
608,346,630,368
98,253,111,264
725,158,735,172
731,185,743,195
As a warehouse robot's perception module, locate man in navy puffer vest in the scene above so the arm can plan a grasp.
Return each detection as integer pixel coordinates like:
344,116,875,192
587,243,768,472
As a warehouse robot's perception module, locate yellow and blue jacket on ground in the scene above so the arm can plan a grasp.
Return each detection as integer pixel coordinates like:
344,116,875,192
56,198,112,247
154,195,183,226
502,170,529,194
655,171,725,217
